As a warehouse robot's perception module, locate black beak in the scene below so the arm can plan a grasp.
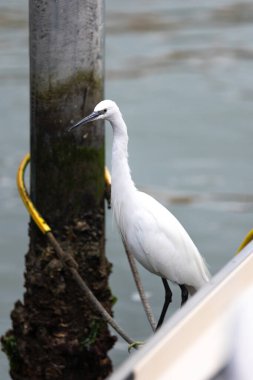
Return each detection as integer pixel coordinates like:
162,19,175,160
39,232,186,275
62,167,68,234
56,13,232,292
68,111,101,132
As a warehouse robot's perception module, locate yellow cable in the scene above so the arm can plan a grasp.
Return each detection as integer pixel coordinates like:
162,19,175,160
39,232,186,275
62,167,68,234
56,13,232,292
17,153,51,234
104,166,111,187
237,229,253,254
17,153,111,234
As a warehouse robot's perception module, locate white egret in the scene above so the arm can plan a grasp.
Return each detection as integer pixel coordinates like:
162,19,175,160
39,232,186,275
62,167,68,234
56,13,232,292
69,100,210,329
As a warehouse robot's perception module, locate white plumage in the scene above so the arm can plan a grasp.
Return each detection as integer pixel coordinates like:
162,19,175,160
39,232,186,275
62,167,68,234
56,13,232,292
69,99,210,328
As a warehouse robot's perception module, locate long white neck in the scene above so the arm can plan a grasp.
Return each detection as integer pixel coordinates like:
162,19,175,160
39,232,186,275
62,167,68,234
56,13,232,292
110,112,137,210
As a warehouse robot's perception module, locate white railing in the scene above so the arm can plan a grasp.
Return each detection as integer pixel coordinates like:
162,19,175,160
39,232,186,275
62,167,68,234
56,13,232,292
110,240,253,380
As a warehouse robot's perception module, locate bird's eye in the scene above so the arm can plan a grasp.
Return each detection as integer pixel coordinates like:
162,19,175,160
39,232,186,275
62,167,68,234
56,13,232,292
104,108,107,113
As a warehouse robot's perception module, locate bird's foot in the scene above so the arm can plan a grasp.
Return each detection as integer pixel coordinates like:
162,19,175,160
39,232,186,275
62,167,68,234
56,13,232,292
179,284,188,306
128,341,144,352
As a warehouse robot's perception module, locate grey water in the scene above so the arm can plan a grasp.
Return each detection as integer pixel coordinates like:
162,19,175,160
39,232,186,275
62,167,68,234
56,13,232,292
1,0,253,377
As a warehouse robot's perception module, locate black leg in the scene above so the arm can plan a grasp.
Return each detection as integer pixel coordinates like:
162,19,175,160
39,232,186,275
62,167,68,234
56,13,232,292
179,284,188,306
156,278,172,331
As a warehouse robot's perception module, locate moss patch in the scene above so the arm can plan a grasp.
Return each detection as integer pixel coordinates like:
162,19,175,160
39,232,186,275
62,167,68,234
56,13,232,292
1,332,20,372
36,70,103,104
81,319,103,350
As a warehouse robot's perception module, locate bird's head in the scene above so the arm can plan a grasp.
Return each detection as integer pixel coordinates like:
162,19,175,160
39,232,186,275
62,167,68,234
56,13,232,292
68,99,119,132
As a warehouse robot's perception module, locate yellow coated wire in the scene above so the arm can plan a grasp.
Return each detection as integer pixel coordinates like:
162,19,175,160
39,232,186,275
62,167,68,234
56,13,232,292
104,166,111,188
237,229,253,254
17,153,111,234
17,153,51,234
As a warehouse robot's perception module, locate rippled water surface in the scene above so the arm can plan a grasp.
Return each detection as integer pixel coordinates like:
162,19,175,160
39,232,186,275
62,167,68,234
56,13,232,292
1,0,253,377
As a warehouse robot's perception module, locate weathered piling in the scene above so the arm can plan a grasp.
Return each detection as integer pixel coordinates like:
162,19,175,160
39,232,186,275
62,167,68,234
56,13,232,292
2,1,115,379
